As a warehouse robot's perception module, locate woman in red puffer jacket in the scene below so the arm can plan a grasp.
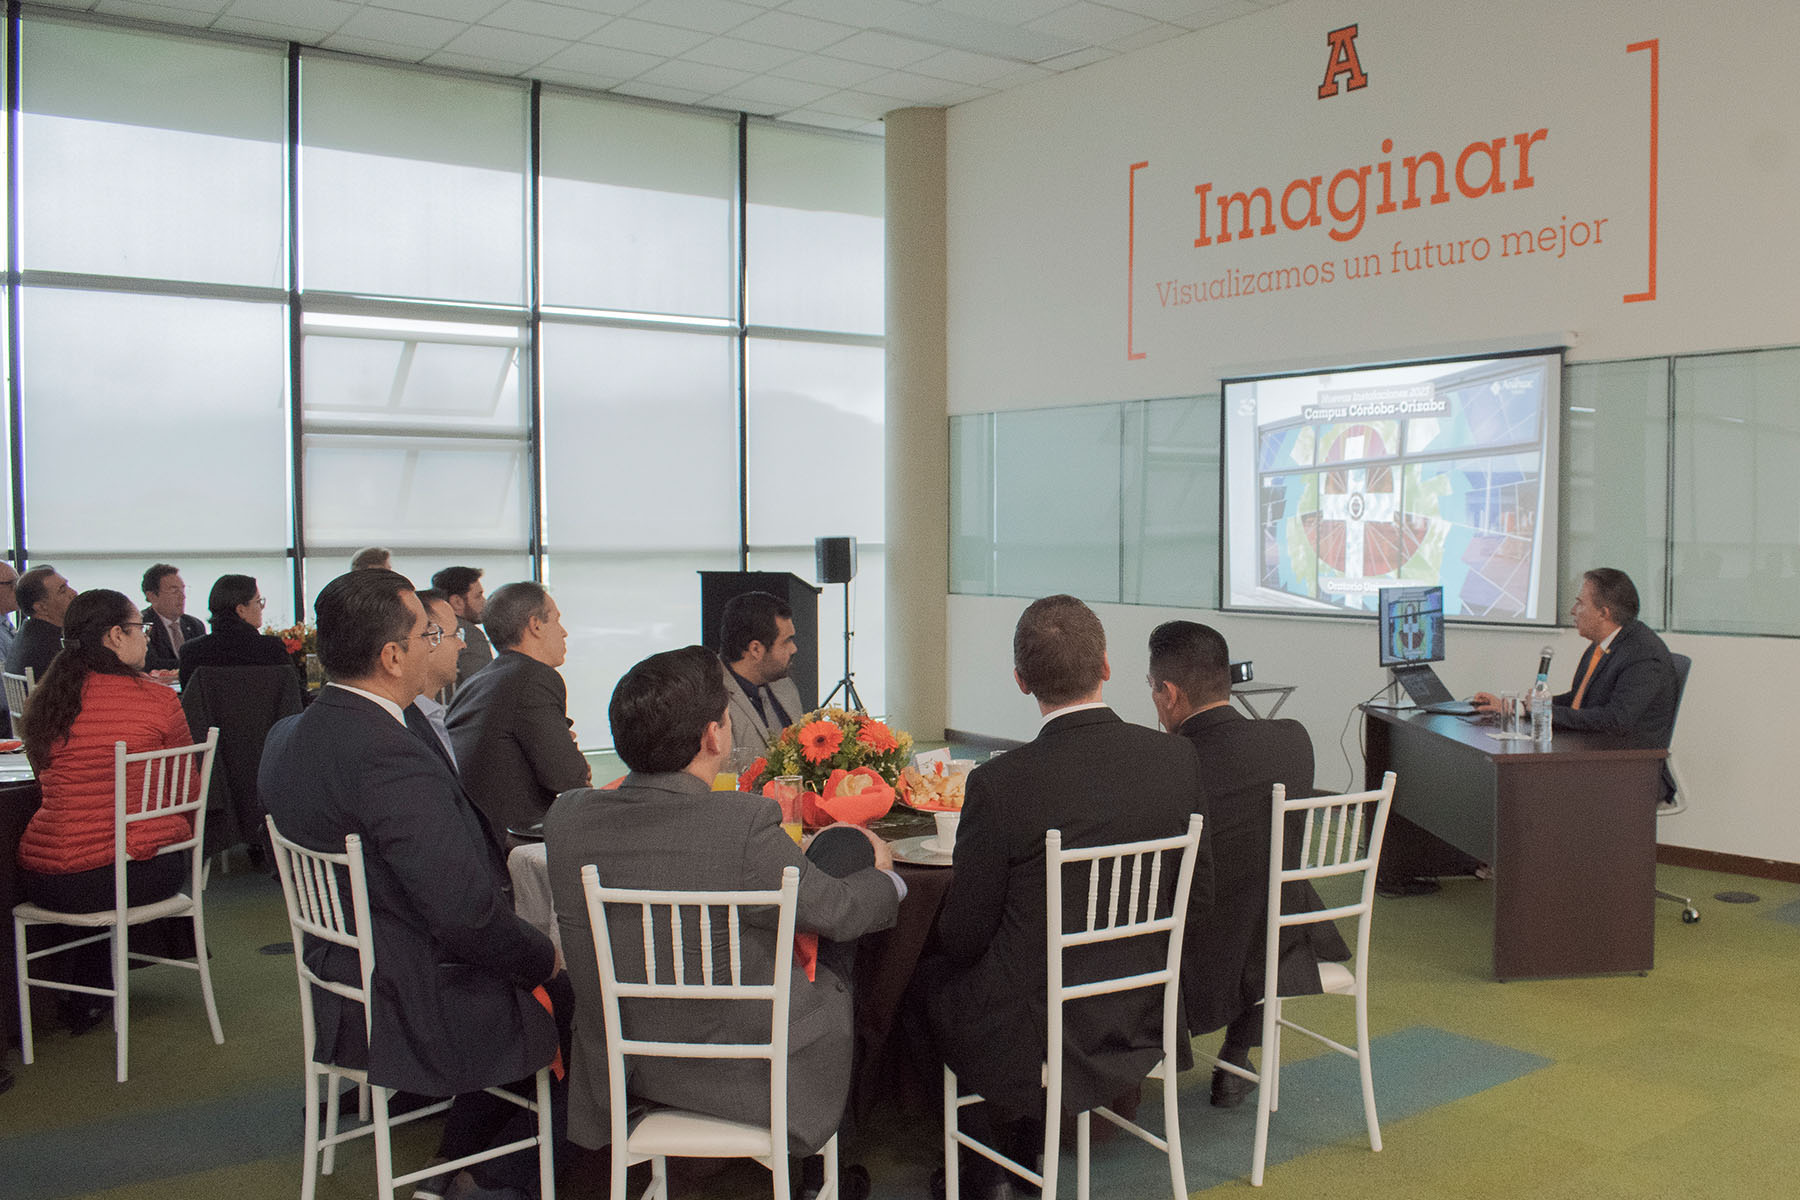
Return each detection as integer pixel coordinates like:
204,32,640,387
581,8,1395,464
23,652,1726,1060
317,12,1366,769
18,588,195,1032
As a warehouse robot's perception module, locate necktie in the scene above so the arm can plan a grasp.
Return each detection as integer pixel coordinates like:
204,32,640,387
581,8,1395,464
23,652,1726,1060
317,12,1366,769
168,618,184,653
1571,646,1607,709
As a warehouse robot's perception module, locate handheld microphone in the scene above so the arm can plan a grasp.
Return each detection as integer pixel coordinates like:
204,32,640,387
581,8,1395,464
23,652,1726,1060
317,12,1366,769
1536,646,1554,678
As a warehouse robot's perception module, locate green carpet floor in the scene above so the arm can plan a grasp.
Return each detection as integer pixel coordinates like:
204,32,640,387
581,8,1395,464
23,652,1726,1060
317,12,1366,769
4,856,1796,1199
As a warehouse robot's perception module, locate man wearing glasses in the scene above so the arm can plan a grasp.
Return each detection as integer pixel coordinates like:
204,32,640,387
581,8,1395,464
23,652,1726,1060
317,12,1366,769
261,569,560,1198
448,581,591,845
411,588,466,768
6,564,75,680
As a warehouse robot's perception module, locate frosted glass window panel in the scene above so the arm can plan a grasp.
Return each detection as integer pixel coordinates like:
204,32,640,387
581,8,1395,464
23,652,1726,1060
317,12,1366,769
949,414,997,595
540,96,736,317
993,405,1123,602
747,545,886,720
746,126,883,334
20,289,289,552
304,317,525,433
1121,395,1221,607
543,550,741,751
745,339,885,546
33,556,297,630
302,436,528,551
1560,359,1668,628
541,323,739,552
301,58,526,303
1672,346,1800,635
19,22,285,286
301,553,534,627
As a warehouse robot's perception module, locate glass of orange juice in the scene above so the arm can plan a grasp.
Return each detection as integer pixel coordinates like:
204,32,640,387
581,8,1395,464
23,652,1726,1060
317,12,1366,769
771,775,805,844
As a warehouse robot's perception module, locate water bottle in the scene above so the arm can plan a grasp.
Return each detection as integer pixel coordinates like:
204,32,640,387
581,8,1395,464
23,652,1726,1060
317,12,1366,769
1529,678,1552,747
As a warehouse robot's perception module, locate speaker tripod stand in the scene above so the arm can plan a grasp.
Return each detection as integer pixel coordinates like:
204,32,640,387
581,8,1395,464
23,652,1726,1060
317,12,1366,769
819,580,863,712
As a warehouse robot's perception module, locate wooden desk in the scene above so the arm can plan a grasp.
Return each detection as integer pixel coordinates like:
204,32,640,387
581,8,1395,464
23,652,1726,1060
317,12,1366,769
1362,706,1664,981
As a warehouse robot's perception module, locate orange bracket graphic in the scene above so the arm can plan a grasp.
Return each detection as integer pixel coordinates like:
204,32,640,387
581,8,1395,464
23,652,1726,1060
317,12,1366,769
1128,160,1148,360
1624,38,1658,303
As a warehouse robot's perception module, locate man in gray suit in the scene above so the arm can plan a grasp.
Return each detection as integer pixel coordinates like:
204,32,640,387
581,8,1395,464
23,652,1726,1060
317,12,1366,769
544,645,900,1174
721,591,806,757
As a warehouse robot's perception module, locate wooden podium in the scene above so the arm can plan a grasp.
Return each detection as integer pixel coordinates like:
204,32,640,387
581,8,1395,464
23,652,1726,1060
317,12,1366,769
698,571,822,711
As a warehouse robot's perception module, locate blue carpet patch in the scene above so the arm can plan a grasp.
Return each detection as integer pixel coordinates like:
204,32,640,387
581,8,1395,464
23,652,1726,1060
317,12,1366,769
2,1079,306,1200
1765,897,1800,926
894,1027,1549,1198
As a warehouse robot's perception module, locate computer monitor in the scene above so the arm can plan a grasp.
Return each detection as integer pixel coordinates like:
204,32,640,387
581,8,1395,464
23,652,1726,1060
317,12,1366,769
1378,585,1446,668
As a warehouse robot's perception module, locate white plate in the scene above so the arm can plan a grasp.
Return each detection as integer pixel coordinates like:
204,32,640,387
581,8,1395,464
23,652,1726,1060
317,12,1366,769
889,834,953,867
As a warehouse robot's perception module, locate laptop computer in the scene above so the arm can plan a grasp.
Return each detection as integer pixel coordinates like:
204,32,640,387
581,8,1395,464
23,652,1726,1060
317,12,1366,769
1391,664,1477,715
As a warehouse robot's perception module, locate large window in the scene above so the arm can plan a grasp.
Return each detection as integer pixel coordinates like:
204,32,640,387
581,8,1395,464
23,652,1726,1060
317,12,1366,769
1,12,887,744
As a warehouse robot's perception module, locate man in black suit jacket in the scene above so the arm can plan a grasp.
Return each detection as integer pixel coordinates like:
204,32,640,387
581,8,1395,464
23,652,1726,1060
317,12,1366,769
1478,567,1679,799
260,569,559,1107
448,581,590,842
925,595,1210,1180
5,564,75,680
1148,620,1349,1107
140,564,206,674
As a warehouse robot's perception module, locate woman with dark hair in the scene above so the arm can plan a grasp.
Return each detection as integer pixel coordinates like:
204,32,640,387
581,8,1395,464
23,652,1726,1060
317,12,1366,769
17,588,196,1033
175,574,291,688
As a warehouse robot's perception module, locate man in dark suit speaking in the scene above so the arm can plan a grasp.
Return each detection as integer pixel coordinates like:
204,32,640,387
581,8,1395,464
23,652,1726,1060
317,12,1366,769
544,645,900,1183
449,581,591,841
925,595,1208,1196
1476,567,1680,799
260,568,560,1196
1147,620,1349,1108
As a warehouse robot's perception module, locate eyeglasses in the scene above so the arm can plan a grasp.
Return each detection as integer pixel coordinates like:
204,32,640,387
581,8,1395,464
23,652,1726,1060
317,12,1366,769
120,621,151,637
414,622,447,647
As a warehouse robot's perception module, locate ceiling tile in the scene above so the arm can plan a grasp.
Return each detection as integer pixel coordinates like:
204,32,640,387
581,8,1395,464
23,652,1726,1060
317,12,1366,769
716,96,785,116
731,10,858,54
860,70,961,104
319,32,436,62
625,0,761,37
929,0,1070,21
768,54,887,89
585,18,710,57
29,0,99,10
679,36,800,73
422,49,539,75
532,67,630,91
821,30,940,69
634,57,752,93
1107,21,1191,53
1032,46,1113,71
221,0,357,36
528,0,638,12
102,0,234,16
438,24,569,67
1106,0,1261,28
1026,2,1157,44
337,6,465,49
611,78,714,106
906,47,1021,86
481,0,610,39
781,109,876,133
713,73,833,107
215,15,352,42
367,0,503,20
806,89,904,122
537,40,663,78
93,1,220,27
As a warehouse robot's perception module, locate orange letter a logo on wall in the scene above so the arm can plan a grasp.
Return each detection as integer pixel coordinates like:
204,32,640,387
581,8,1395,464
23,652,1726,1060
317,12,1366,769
1318,25,1368,98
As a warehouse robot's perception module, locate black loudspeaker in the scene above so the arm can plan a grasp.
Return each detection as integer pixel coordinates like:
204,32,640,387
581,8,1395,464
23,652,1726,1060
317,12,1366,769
815,536,857,584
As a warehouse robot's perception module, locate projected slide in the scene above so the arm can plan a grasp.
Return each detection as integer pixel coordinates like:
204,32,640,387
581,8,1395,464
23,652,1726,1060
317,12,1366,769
1225,352,1560,623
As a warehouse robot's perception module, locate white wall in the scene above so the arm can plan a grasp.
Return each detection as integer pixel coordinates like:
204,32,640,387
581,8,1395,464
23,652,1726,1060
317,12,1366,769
938,1,1800,862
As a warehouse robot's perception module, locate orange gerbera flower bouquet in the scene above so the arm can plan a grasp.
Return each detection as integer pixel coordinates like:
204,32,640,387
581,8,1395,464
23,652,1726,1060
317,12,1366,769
738,707,914,827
